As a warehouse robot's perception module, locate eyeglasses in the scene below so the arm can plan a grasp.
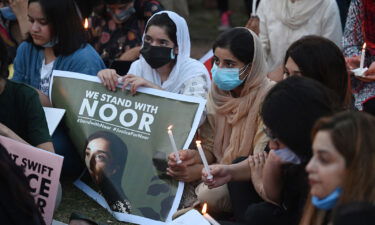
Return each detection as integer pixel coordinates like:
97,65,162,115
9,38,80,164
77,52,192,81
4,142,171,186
263,126,278,141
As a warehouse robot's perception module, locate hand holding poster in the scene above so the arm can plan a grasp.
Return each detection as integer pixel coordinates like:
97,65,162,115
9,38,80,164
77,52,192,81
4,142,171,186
0,135,63,225
50,70,206,225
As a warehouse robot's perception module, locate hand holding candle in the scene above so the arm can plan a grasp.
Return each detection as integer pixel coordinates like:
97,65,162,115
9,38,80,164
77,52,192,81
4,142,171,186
167,125,182,164
196,140,213,180
202,203,220,225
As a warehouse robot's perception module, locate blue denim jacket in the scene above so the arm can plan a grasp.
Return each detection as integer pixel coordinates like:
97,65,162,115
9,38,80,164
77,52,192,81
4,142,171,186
12,41,106,88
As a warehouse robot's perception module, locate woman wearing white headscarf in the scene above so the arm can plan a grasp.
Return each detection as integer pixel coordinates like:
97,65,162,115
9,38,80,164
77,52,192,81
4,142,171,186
257,0,342,81
97,11,210,100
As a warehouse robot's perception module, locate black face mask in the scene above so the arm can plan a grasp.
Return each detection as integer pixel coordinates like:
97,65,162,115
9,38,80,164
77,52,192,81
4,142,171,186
140,42,176,69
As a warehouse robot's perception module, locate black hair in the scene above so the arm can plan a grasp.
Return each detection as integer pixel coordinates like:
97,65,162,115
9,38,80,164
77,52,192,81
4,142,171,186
145,13,177,47
86,131,128,182
0,144,45,225
261,76,340,162
0,38,9,79
212,27,254,64
284,35,351,108
27,0,87,56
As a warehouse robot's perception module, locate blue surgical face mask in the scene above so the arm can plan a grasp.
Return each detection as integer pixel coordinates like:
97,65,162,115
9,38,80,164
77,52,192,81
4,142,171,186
0,7,16,21
211,63,250,91
312,188,342,210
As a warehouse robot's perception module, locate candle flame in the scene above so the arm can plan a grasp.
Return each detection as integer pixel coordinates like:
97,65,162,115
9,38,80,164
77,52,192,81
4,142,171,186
363,43,367,50
202,203,207,214
84,18,89,29
167,125,173,130
196,140,201,145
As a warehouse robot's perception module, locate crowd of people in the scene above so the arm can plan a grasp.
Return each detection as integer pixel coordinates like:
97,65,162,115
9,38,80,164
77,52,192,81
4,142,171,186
0,0,374,224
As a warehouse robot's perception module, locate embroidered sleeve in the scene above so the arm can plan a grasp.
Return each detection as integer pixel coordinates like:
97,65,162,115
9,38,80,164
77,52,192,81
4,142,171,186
343,0,363,57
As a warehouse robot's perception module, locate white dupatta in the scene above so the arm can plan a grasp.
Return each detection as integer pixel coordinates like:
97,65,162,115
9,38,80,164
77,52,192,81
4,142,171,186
128,11,210,93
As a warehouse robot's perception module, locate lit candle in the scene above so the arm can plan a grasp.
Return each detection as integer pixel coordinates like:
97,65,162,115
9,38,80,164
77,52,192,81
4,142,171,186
201,203,220,225
84,18,89,30
196,140,213,180
167,125,182,164
252,0,257,16
360,43,367,69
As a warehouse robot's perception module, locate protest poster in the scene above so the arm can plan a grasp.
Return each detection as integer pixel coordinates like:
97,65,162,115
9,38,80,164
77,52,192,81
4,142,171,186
50,70,206,225
0,135,63,225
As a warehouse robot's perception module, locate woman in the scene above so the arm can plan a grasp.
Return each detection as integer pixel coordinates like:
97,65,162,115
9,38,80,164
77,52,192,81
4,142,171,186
204,76,339,225
84,131,131,214
257,0,342,81
168,27,272,212
283,35,351,108
300,111,375,224
97,10,210,98
12,0,106,176
12,0,105,103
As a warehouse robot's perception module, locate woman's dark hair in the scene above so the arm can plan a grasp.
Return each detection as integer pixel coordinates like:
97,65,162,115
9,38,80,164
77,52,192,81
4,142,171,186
86,131,128,182
0,144,45,225
27,0,87,56
261,76,340,162
284,35,351,108
145,13,177,47
212,27,254,64
0,38,9,79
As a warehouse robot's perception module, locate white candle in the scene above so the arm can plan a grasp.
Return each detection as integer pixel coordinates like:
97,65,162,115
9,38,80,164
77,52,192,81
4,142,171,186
167,125,182,164
196,141,213,180
360,43,367,69
252,0,257,16
202,203,220,225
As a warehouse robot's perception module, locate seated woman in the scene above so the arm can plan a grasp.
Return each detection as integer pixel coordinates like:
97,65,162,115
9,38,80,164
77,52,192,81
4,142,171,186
12,0,105,176
203,76,340,225
300,111,375,225
0,37,52,152
98,10,210,99
167,27,273,212
283,35,351,109
13,0,105,103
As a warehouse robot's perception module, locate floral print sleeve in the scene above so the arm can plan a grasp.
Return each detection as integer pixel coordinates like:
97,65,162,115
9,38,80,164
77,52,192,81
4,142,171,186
342,0,363,57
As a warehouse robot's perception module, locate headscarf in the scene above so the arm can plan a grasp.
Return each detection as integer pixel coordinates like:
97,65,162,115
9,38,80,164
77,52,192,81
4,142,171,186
128,11,210,93
208,28,273,164
273,0,325,30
